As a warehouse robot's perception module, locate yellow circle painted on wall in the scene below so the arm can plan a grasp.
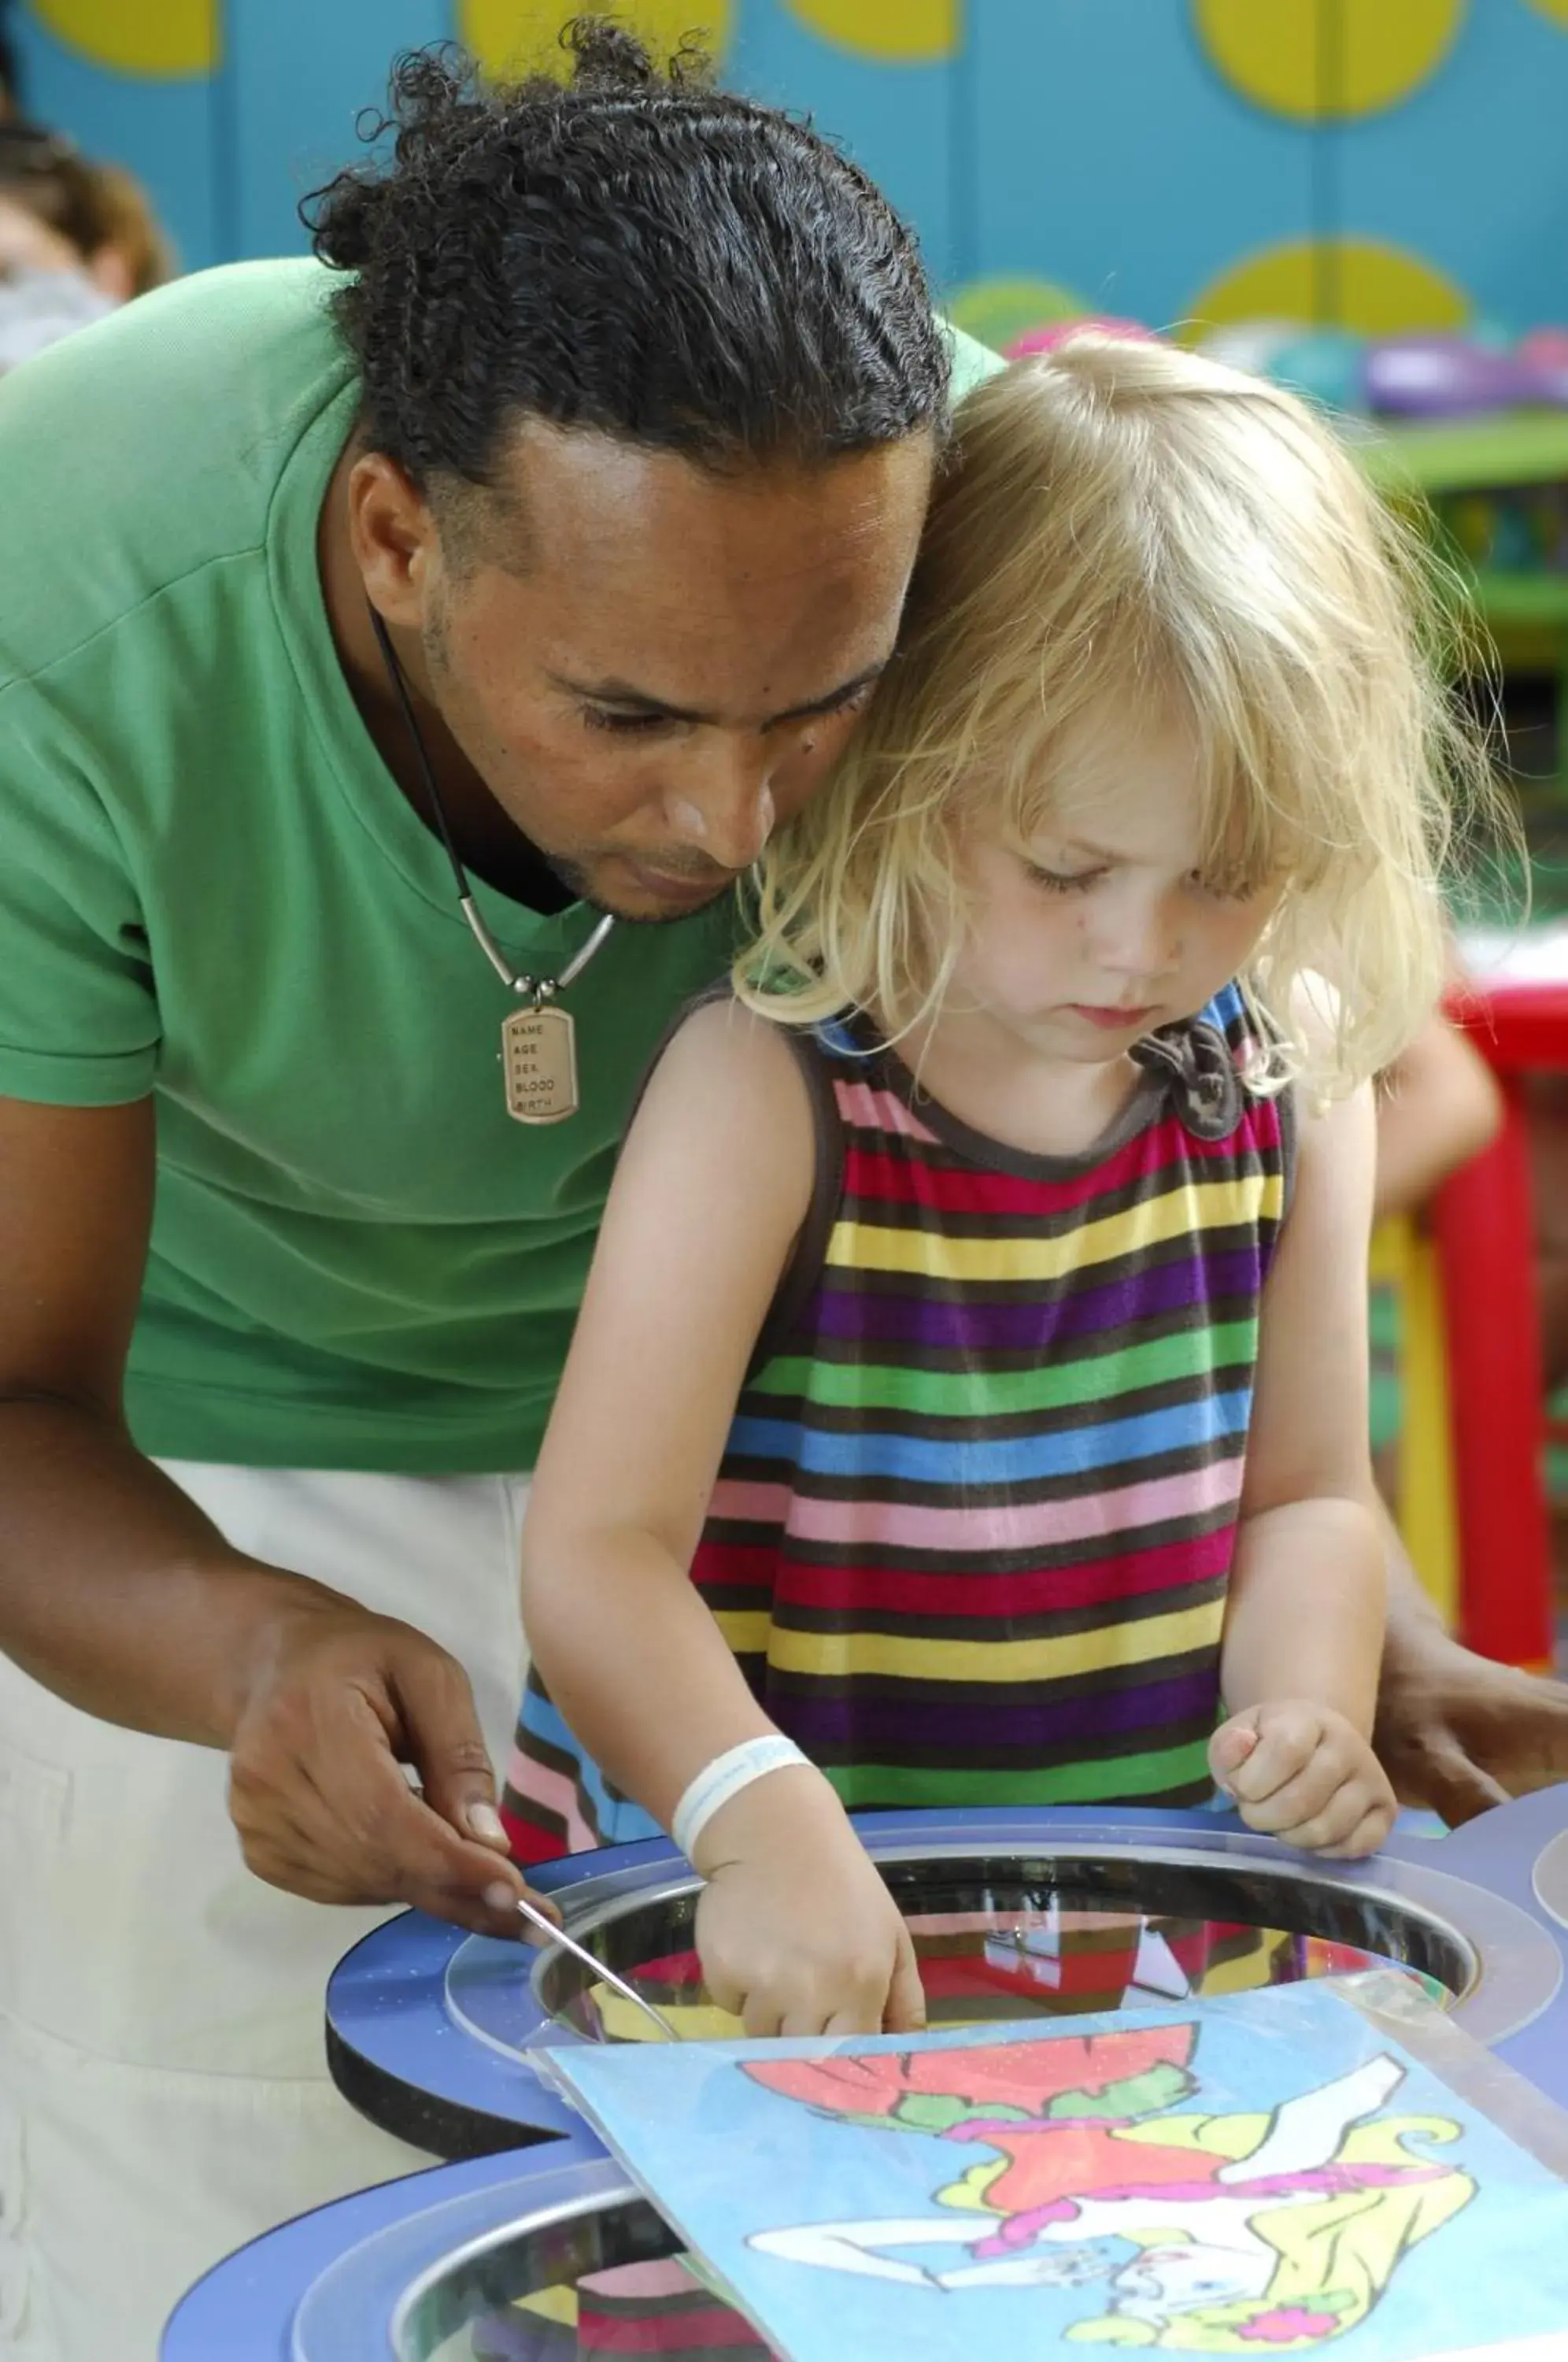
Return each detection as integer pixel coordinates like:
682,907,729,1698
31,0,216,76
1194,0,1465,121
459,0,733,76
783,1,958,65
1189,238,1469,338
1525,0,1568,25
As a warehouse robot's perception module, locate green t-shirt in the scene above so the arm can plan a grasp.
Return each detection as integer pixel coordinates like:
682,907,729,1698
0,258,1000,1472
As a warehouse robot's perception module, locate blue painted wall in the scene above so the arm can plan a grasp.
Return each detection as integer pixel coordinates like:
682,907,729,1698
10,1,1568,333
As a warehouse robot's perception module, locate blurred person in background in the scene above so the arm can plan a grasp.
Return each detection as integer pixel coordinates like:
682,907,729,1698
1374,1013,1504,1234
1369,1010,1504,1506
0,117,172,301
0,115,172,372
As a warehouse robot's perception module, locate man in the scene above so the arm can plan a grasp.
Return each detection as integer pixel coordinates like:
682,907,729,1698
0,20,1562,2361
0,25,956,2356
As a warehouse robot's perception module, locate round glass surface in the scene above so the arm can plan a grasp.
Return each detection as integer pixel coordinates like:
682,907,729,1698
446,1849,1470,2060
406,2209,693,2362
415,2248,765,2362
295,2185,695,2362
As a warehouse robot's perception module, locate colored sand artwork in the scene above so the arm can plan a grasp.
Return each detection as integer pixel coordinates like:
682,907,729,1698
535,1981,1568,2359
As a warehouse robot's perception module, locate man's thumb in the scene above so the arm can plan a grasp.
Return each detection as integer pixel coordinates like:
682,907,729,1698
391,1639,508,1848
1403,1734,1509,1828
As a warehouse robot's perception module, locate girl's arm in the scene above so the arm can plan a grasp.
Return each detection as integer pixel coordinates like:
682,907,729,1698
520,998,923,2031
1214,1079,1396,1855
1222,1079,1385,1731
520,998,815,1818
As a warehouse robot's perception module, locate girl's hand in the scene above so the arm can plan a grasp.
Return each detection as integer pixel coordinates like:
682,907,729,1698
1208,1701,1396,1858
692,1766,926,2037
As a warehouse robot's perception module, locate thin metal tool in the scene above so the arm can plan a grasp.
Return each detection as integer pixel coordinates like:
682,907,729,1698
516,1895,680,2042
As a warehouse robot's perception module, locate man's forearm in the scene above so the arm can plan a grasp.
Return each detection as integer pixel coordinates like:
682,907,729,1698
0,1398,347,1745
1376,1494,1446,1657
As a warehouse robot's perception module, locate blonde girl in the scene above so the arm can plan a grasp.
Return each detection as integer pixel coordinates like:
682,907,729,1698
501,336,1479,2038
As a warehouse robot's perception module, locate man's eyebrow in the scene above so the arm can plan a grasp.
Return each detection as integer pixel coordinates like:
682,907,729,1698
545,658,892,727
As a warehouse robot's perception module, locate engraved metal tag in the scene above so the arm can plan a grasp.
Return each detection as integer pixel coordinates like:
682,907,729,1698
502,1003,579,1124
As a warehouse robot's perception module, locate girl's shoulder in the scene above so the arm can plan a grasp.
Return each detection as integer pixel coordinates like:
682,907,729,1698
659,990,882,1141
612,991,820,1268
641,988,819,1121
630,990,845,1204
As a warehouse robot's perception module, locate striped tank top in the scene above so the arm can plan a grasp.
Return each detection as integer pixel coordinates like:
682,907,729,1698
501,981,1293,1864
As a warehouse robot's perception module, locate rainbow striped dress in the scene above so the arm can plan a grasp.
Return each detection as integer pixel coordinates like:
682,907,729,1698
501,981,1293,1864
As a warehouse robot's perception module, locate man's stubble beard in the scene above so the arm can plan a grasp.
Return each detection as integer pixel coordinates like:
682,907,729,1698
422,596,742,927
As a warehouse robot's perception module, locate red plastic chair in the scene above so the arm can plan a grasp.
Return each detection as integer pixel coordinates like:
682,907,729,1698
1435,979,1563,1670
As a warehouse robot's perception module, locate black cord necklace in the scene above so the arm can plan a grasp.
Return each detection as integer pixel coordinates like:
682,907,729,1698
368,604,614,1125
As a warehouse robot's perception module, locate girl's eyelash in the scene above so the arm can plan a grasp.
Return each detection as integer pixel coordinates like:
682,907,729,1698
1026,860,1259,902
1190,870,1255,904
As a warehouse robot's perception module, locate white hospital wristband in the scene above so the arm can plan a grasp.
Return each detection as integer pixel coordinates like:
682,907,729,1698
671,1735,811,1864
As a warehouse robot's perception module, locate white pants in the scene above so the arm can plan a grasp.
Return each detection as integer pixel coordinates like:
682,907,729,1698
0,1461,531,2362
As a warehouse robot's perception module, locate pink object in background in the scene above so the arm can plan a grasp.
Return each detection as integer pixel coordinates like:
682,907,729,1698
1518,328,1568,407
1519,328,1568,369
1005,314,1156,359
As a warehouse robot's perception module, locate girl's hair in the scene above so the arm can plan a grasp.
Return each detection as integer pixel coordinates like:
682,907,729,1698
0,120,172,295
739,335,1501,1097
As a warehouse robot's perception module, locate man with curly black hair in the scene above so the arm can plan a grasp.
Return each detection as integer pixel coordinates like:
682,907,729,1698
0,20,989,2353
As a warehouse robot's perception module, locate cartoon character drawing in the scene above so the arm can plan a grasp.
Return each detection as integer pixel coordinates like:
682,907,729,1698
742,2025,1475,2349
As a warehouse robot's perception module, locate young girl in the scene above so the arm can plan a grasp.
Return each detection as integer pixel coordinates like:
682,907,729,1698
501,336,1477,2038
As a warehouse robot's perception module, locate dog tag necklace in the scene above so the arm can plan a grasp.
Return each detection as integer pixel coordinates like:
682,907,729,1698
371,607,614,1125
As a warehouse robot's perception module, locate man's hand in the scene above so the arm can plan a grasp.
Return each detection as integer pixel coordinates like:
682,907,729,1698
227,1597,560,1937
1375,1615,1568,1826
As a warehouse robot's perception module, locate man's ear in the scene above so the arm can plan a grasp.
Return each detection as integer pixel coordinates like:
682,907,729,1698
348,449,438,632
